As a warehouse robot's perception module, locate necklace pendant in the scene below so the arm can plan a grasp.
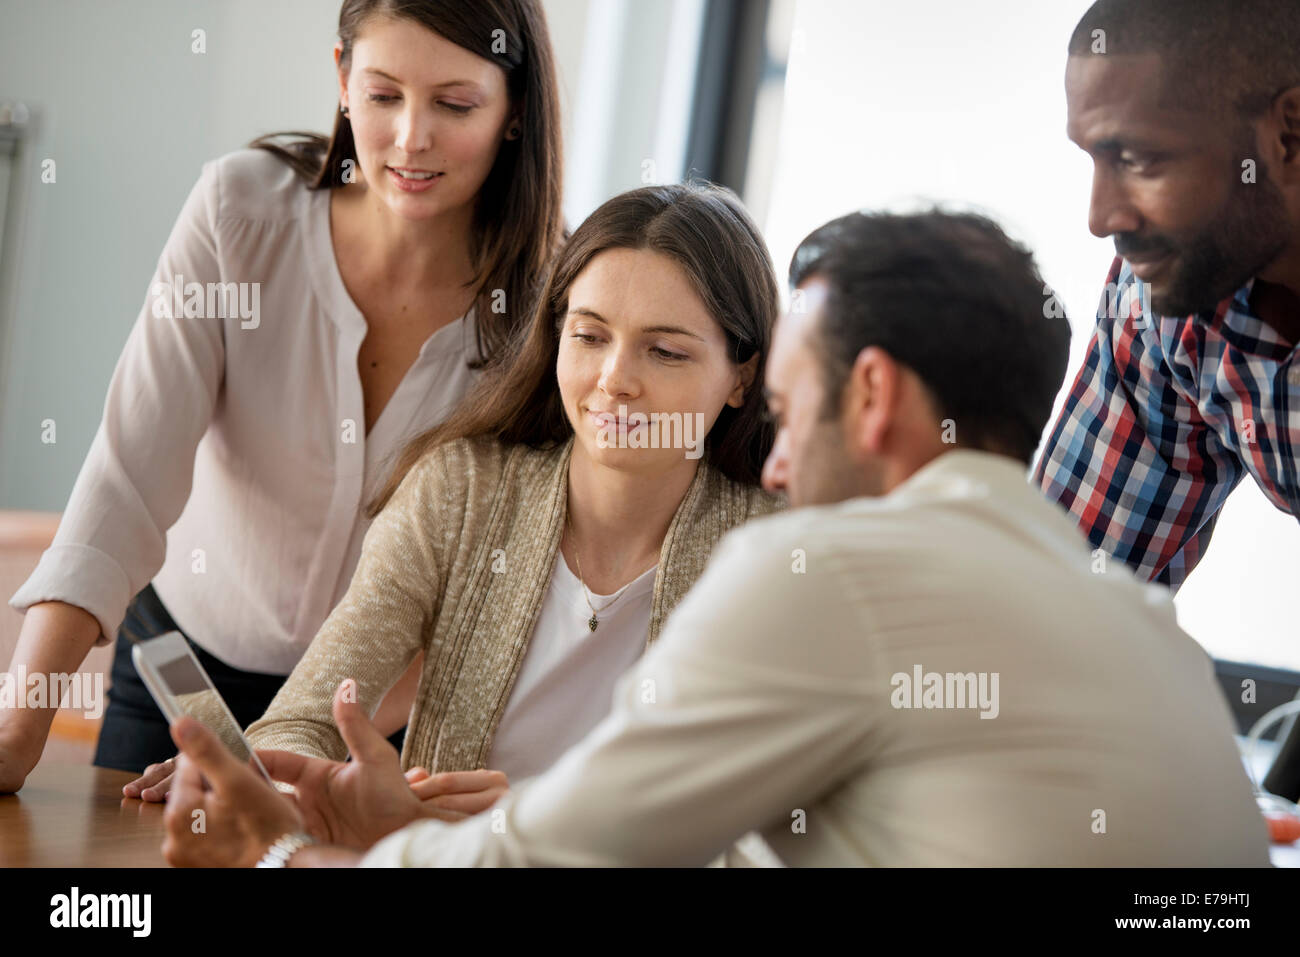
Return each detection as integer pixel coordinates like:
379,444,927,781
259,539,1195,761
588,614,598,632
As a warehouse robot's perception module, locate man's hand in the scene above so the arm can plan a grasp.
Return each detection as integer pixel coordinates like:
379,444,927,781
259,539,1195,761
162,677,507,865
162,717,303,867
257,678,431,848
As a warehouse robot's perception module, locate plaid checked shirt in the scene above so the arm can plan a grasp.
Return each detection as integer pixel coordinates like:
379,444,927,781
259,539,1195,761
1035,256,1300,591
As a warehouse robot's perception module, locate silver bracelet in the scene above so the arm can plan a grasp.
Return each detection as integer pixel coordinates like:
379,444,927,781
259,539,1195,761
255,831,317,868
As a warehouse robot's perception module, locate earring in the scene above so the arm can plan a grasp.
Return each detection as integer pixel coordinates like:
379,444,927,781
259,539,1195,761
340,103,350,118
508,125,520,139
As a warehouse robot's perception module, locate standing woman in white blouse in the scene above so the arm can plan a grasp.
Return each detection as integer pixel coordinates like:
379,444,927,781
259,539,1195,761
0,0,565,793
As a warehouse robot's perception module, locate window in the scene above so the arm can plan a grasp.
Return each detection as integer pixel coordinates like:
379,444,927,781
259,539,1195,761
750,0,1300,675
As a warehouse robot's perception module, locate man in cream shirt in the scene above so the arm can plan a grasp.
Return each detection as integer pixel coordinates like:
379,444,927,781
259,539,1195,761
163,210,1270,867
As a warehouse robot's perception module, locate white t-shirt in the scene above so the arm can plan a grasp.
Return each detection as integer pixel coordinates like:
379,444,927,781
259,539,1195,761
486,556,657,782
9,149,481,672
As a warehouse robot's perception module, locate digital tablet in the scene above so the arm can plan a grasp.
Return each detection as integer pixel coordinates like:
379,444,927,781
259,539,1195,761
131,631,274,786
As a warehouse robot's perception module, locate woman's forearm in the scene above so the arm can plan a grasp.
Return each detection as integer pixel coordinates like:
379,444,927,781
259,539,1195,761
372,653,423,737
244,616,422,761
247,497,437,759
0,601,102,760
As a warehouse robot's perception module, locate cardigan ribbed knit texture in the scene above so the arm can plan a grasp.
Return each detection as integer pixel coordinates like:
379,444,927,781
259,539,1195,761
246,434,782,772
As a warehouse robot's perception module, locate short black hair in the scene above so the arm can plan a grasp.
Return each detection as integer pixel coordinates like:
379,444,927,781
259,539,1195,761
788,210,1070,465
1068,0,1300,119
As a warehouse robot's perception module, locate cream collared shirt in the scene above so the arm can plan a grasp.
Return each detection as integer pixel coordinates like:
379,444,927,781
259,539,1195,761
361,449,1270,866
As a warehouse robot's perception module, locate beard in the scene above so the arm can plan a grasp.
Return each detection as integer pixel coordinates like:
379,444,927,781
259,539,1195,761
787,417,881,508
1117,150,1292,319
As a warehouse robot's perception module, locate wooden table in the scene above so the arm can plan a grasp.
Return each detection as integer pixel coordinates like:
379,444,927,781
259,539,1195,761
0,763,166,867
3,761,1297,868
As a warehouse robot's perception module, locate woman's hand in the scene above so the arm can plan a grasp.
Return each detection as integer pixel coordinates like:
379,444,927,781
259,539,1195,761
404,766,509,818
124,756,178,802
0,728,41,794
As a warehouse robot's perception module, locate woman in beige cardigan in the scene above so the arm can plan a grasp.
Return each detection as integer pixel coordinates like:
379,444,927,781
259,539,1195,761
231,181,783,820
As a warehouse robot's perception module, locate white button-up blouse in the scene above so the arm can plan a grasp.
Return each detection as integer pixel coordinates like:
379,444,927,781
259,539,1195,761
10,148,481,673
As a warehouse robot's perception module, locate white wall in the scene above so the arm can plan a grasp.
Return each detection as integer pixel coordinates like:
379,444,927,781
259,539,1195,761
0,0,345,507
0,0,594,508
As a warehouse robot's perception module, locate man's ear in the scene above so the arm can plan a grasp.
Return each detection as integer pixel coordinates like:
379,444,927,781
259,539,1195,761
1268,87,1300,177
846,346,899,454
725,354,760,408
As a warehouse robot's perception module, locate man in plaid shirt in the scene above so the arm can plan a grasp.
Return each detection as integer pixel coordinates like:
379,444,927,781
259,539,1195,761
1037,0,1300,590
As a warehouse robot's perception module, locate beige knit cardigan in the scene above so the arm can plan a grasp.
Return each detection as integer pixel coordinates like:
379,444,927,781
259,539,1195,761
245,434,782,773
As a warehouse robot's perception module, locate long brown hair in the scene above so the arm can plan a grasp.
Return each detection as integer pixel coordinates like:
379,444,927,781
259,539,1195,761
367,182,780,517
250,0,565,367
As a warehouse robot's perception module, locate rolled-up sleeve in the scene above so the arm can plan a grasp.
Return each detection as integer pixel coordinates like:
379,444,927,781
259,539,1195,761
8,161,227,643
360,518,879,867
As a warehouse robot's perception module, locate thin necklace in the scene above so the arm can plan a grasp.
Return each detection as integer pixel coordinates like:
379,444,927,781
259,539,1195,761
565,512,637,632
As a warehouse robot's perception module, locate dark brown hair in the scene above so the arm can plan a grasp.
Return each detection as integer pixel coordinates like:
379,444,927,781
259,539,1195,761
367,182,779,516
250,0,565,367
1069,0,1300,120
789,209,1070,465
